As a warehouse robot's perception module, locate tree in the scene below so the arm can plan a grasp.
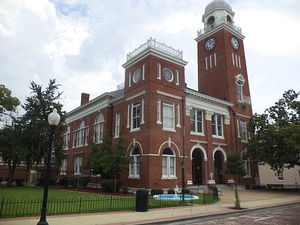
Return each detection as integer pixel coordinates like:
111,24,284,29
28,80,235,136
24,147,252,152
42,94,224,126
21,79,66,178
87,132,130,192
0,84,20,120
226,151,246,209
0,118,27,186
246,89,300,174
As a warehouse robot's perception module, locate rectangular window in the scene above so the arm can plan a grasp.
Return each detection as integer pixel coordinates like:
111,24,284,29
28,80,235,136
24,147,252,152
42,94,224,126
128,73,131,87
115,113,120,138
142,64,146,80
157,63,161,79
238,56,241,68
63,129,70,149
277,171,284,181
205,57,208,70
157,99,161,123
132,102,140,130
176,70,179,85
190,108,203,134
176,103,181,127
237,83,243,102
214,53,217,66
209,55,213,68
74,157,82,175
232,53,235,66
240,120,247,141
212,114,223,137
84,127,89,145
163,100,175,130
162,155,176,178
60,159,67,175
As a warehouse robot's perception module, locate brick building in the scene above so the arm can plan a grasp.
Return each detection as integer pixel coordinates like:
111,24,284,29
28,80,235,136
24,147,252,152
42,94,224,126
60,0,258,190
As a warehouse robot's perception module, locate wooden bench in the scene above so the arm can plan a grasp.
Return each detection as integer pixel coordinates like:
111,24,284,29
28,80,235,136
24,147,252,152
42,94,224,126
266,184,284,191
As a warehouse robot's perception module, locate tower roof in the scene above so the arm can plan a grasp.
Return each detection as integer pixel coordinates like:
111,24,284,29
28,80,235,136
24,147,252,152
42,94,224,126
205,0,232,14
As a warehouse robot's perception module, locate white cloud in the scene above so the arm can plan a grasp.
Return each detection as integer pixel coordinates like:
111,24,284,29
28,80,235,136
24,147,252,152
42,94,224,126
0,0,299,116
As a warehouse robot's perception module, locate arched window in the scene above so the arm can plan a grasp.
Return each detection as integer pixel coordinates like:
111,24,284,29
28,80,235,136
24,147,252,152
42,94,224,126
129,148,140,178
94,113,104,143
63,126,70,149
77,121,85,147
162,148,176,178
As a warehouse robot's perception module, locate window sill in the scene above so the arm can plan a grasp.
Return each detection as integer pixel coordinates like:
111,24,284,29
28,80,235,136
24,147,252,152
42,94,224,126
130,128,140,133
191,132,205,136
212,135,225,139
162,128,176,133
161,176,177,180
128,176,140,179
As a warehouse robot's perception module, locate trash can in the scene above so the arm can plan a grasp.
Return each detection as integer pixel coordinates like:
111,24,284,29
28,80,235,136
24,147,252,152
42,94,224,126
135,188,148,212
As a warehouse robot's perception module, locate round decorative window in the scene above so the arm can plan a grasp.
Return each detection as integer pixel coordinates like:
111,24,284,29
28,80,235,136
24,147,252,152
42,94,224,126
163,68,173,82
133,69,141,83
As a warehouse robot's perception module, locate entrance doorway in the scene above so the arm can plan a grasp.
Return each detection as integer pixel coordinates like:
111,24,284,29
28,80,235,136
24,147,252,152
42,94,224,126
192,149,203,185
214,151,223,184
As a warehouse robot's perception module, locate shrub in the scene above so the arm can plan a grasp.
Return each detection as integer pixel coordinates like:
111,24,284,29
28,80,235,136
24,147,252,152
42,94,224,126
182,188,190,194
167,188,175,194
0,177,3,183
79,177,89,188
150,188,163,195
15,179,25,186
101,179,123,192
66,176,77,188
121,185,128,194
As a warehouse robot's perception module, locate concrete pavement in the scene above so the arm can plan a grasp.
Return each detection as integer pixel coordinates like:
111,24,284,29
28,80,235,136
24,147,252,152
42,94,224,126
1,189,300,225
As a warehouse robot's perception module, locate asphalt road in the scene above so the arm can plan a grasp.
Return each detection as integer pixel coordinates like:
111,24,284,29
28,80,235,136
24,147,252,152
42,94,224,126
159,203,300,225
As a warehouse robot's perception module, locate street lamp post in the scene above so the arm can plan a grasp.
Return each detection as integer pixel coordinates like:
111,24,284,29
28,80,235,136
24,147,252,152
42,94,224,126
37,108,60,225
181,161,185,205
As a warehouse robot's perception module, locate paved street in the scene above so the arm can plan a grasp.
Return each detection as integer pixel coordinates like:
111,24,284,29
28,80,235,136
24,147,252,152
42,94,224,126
164,203,300,225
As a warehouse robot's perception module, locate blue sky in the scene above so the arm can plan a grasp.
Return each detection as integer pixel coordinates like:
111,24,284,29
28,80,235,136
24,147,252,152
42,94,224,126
1,0,299,117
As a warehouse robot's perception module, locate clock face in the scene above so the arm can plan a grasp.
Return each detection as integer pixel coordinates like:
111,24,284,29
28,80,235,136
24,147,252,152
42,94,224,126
204,38,216,51
163,68,173,82
133,69,141,83
230,37,239,50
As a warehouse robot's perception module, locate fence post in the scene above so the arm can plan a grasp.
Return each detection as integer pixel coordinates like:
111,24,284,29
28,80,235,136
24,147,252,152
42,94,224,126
0,197,4,218
79,197,82,213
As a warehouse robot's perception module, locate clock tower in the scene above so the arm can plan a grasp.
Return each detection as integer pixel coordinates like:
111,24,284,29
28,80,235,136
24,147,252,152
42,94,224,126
196,0,252,116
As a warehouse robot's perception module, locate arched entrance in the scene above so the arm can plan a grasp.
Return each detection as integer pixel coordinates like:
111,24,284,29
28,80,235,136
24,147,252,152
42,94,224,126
192,149,204,185
214,151,223,184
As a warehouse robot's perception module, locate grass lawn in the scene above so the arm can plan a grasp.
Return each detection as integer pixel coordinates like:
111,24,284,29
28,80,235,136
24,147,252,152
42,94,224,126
0,186,219,218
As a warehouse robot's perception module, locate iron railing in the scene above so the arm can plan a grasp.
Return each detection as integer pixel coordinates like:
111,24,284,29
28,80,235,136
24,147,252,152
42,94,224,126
0,192,216,218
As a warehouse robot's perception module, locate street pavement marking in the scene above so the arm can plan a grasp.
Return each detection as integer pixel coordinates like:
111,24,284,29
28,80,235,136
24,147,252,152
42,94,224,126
254,216,274,221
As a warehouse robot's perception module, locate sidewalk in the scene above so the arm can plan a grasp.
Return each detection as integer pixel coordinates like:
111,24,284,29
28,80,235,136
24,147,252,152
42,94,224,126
2,189,300,225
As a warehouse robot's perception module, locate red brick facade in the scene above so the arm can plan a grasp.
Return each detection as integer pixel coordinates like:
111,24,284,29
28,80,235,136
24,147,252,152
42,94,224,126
5,1,257,189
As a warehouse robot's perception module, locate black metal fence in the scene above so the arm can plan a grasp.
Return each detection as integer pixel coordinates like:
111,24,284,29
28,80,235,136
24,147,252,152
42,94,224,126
0,193,216,218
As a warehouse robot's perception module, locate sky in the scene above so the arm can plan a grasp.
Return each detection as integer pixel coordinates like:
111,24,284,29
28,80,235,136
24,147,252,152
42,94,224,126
1,0,300,117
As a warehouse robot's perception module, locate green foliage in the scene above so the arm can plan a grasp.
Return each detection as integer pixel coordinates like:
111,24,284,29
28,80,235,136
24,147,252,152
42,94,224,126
0,84,20,119
246,89,300,173
101,179,123,192
87,132,130,180
15,179,25,186
150,188,163,195
226,152,247,177
182,188,191,194
167,188,175,194
226,151,246,210
121,185,128,194
21,79,66,165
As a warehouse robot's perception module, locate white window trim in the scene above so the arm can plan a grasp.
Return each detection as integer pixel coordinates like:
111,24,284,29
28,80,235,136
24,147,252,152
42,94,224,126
157,63,161,79
212,114,224,138
190,108,204,135
163,101,175,132
157,99,162,124
114,112,120,138
162,151,177,179
131,102,141,132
